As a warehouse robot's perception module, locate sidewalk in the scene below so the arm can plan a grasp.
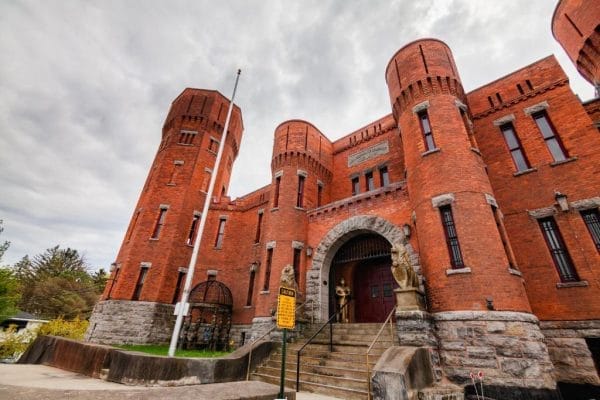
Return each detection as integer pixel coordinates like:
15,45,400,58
0,364,341,400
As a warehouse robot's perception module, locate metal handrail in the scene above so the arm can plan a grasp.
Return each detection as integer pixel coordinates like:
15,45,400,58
366,307,396,400
295,299,352,392
245,301,306,380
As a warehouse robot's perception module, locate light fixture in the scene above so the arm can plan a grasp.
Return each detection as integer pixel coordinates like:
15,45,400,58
402,223,411,238
554,191,569,212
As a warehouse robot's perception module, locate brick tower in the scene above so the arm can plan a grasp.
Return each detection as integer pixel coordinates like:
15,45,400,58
87,89,243,343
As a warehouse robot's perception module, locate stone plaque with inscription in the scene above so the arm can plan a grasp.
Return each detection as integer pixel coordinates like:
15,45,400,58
348,141,389,167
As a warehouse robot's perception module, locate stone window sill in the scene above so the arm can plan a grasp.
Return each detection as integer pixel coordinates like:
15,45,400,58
166,183,176,186
513,167,537,177
243,305,253,309
149,238,159,241
295,206,306,211
550,156,578,167
260,290,270,295
508,267,522,277
186,243,193,248
556,280,588,289
446,267,471,276
207,150,217,156
421,148,441,157
271,207,279,212
470,147,481,155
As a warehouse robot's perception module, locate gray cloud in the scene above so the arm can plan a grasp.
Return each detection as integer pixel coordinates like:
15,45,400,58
0,0,593,269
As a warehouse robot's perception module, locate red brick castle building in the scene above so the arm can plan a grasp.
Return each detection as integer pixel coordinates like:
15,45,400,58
88,0,600,395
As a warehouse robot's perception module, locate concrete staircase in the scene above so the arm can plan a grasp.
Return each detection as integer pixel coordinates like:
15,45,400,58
251,323,395,399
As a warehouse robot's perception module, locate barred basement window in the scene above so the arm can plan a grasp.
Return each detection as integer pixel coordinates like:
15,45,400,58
440,205,464,269
351,176,360,196
500,123,530,172
379,166,389,187
151,207,168,239
418,110,436,151
273,176,281,208
365,171,374,191
538,217,579,282
172,271,186,304
263,248,273,291
532,111,568,162
214,218,226,248
132,266,149,300
581,209,600,251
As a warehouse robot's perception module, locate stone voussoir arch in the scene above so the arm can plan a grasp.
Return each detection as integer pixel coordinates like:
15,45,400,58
306,215,420,322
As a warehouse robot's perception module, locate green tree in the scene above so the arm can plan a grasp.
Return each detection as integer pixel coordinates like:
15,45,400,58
15,246,101,319
0,220,9,264
0,221,20,322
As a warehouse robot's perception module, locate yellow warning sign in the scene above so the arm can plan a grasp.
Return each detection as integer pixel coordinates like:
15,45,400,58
276,286,296,329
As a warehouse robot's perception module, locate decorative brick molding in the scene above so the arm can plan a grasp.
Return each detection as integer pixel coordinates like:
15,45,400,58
307,215,418,322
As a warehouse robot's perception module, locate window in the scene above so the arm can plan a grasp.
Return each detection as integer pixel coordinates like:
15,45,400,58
460,108,477,149
296,175,305,208
379,166,389,187
246,269,256,306
201,169,211,192
254,212,263,244
263,248,273,291
440,205,464,269
172,271,186,304
293,248,302,286
418,111,436,151
500,123,530,172
151,207,168,239
214,218,226,248
351,176,360,196
365,171,374,191
186,214,200,245
209,138,219,153
132,266,149,300
532,111,567,162
273,176,281,208
167,162,182,185
178,130,196,145
539,217,578,282
492,206,518,269
317,184,323,207
581,209,600,251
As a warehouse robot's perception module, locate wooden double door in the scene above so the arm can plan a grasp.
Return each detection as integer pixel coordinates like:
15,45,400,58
354,260,397,323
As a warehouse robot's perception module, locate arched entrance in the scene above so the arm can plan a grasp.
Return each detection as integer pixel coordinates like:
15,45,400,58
306,215,420,323
329,234,397,323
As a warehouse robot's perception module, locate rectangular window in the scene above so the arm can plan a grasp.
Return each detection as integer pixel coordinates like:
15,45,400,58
581,209,600,251
296,175,305,208
178,130,196,145
492,206,518,269
263,248,273,291
379,166,389,187
418,111,436,151
209,138,219,153
254,212,263,244
351,176,360,196
172,271,186,304
186,214,200,245
273,176,281,208
500,123,530,172
246,269,256,306
293,248,302,286
365,171,374,191
151,208,168,239
532,111,567,162
539,217,578,282
214,218,226,248
201,169,211,192
132,266,149,300
440,205,465,269
317,184,323,207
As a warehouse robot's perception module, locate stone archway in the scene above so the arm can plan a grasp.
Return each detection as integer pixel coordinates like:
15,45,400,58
305,215,420,322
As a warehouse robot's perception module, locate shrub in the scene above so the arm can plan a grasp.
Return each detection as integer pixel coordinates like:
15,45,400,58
37,317,89,340
0,325,34,360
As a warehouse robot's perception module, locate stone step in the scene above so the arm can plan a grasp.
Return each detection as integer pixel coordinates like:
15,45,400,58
287,354,378,369
287,341,388,353
255,366,368,392
418,385,464,400
274,347,385,364
305,333,396,346
252,372,369,400
265,359,369,380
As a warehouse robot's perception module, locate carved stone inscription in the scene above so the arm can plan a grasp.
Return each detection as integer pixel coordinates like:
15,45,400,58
348,141,389,167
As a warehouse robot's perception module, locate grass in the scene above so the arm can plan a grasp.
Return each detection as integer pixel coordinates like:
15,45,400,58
116,344,231,358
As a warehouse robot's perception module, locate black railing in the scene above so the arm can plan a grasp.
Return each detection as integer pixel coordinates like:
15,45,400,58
295,299,352,392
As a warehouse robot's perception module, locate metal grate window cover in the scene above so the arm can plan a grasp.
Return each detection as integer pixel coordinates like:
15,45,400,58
333,234,391,264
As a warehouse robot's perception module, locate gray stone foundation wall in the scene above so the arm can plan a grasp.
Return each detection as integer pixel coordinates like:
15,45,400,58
396,310,442,381
229,324,252,348
434,311,555,390
540,319,600,385
85,300,175,345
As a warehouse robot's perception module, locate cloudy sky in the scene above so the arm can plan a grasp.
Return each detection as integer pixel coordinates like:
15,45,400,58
0,0,594,269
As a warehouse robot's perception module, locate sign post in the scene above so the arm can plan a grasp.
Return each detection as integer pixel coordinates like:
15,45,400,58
276,286,296,399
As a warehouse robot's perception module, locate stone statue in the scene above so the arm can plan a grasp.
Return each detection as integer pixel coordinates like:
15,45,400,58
280,264,297,288
391,242,419,290
335,278,351,323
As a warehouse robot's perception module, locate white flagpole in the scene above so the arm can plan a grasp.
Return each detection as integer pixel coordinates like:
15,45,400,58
168,69,242,357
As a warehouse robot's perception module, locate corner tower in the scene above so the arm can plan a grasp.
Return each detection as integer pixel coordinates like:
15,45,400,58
87,88,243,344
